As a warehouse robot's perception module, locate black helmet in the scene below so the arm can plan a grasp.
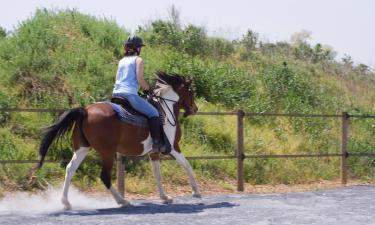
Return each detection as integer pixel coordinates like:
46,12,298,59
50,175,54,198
124,35,145,48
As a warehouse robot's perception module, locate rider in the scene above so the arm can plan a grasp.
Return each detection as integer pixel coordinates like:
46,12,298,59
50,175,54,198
112,35,169,153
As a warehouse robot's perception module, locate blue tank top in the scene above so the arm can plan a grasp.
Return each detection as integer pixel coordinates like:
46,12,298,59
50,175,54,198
113,56,138,95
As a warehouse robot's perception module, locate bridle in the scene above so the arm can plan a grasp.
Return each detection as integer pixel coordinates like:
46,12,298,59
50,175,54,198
152,80,193,127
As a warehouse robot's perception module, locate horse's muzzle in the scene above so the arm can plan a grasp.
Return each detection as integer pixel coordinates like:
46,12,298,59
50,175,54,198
183,105,198,117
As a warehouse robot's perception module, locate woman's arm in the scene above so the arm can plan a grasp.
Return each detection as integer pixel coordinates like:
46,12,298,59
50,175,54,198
136,57,150,91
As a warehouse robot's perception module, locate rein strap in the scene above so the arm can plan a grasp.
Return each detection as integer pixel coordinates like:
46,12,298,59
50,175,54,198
156,96,178,127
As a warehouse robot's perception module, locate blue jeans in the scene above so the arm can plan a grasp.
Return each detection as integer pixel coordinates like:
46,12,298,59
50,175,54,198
112,93,159,118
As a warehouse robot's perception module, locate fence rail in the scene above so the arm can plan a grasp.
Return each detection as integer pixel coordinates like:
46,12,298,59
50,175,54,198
1,107,375,118
1,108,375,195
4,151,375,165
0,108,65,113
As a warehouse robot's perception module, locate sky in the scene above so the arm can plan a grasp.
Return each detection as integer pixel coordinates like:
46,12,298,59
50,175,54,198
1,0,375,68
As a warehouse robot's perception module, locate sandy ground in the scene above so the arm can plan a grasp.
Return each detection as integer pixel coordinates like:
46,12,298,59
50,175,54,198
1,184,375,225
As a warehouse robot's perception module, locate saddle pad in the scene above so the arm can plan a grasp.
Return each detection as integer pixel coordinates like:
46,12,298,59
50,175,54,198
108,102,149,128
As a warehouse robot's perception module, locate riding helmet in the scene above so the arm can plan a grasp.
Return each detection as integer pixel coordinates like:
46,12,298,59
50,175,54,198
124,35,145,48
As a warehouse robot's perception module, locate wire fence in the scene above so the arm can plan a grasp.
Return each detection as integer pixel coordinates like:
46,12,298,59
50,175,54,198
0,108,374,193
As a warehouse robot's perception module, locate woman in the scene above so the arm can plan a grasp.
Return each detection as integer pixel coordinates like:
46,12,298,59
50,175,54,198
112,35,169,153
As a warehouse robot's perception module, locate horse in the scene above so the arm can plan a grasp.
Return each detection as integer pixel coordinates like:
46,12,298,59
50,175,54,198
37,72,201,210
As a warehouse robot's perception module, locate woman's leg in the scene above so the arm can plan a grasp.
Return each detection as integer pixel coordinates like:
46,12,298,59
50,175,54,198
121,94,159,118
118,94,170,153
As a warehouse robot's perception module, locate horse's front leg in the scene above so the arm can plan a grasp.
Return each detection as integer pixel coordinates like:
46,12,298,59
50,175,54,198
149,153,173,204
170,150,201,198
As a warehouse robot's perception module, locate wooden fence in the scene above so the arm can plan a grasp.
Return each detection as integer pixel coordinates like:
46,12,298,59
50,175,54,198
1,108,375,195
116,110,375,195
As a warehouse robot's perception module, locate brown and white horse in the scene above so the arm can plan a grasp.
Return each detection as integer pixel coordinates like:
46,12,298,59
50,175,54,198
37,72,201,210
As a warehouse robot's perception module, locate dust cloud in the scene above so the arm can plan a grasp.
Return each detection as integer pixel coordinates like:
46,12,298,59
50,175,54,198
0,186,116,214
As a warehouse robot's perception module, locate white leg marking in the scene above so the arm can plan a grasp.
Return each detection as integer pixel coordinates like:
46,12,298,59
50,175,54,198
170,150,201,198
163,117,176,147
141,134,153,155
109,186,131,207
150,159,173,203
61,147,89,210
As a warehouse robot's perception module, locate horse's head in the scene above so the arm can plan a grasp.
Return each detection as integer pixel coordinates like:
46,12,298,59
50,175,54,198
155,72,198,117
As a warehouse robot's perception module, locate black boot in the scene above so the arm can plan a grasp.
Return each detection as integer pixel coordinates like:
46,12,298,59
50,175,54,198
148,117,170,153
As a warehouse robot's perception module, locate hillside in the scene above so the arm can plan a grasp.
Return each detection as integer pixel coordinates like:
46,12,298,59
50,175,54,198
0,9,374,194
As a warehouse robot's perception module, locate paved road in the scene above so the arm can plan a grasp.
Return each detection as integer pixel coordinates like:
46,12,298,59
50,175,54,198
1,185,375,225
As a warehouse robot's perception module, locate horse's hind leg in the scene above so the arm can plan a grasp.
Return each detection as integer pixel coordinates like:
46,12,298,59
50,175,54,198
170,150,201,198
100,154,131,207
61,147,89,210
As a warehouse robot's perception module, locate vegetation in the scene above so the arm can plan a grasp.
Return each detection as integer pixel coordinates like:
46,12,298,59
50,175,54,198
0,8,374,193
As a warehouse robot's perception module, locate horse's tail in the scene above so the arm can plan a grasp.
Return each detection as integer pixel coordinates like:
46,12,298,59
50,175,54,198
37,107,87,169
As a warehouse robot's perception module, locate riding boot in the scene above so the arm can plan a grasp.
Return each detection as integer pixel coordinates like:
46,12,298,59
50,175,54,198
148,117,169,153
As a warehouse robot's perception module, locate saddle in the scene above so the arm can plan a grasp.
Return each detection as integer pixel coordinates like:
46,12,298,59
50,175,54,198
110,95,162,117
110,96,145,117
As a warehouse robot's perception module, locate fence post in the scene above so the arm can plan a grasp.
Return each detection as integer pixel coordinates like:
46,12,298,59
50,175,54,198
116,153,125,197
237,110,245,191
341,112,349,185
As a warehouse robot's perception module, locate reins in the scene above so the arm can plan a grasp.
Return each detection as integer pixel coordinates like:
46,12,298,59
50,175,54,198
155,96,178,127
151,78,187,127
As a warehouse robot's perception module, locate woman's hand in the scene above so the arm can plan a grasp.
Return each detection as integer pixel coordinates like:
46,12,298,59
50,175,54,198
143,87,154,96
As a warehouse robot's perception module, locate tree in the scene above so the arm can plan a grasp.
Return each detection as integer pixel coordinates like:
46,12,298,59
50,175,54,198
0,27,6,38
148,20,182,48
207,37,235,58
355,63,369,75
183,25,207,56
240,29,259,51
312,43,335,63
237,29,259,60
293,42,313,61
341,54,353,69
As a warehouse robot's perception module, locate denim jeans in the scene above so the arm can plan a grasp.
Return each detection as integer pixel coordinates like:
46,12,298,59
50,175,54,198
112,93,159,118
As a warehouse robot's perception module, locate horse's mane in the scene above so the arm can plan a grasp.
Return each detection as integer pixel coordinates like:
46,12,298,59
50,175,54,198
154,71,186,95
155,71,185,86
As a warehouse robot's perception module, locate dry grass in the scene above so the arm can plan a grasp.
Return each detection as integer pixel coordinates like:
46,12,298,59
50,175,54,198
1,170,372,201
113,178,372,200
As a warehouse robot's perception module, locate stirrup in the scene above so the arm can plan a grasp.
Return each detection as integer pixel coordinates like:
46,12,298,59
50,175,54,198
151,140,162,153
152,141,171,154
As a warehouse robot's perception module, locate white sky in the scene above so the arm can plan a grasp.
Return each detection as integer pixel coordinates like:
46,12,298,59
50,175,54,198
1,0,375,68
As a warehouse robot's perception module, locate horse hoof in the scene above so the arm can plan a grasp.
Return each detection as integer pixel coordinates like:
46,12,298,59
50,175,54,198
62,199,72,210
193,193,202,198
161,196,173,204
64,202,72,210
119,200,132,207
120,203,132,208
